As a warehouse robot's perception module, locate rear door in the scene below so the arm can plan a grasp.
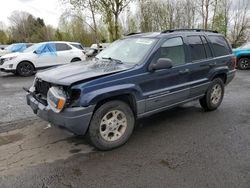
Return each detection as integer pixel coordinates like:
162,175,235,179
141,37,191,112
186,35,214,98
55,43,74,64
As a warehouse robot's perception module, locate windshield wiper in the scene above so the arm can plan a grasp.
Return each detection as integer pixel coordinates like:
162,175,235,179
101,57,123,64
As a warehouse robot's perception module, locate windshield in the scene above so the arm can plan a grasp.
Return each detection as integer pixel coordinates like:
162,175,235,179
5,44,14,51
23,43,43,53
5,43,27,52
239,42,250,49
96,38,157,64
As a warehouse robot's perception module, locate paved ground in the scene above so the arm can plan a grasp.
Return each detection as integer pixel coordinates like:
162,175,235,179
0,71,249,188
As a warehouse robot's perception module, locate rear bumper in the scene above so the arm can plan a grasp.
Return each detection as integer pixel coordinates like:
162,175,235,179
226,69,236,85
26,94,95,135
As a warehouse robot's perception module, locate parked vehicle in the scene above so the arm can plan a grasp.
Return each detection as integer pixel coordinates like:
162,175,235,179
0,45,8,50
86,43,110,57
233,42,250,70
0,41,86,76
0,43,33,57
26,29,236,150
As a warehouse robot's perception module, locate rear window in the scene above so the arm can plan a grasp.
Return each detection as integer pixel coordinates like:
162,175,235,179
71,43,84,50
208,36,231,57
55,43,72,51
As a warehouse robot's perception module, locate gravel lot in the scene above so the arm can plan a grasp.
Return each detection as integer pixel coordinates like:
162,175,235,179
0,70,249,188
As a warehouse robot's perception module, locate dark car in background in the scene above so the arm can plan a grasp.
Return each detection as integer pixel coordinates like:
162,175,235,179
26,29,236,150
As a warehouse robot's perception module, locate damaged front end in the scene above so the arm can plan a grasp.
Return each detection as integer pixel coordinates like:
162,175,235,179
25,77,95,135
25,77,82,114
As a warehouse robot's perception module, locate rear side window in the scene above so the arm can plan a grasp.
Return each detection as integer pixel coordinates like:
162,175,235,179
208,36,231,57
188,36,207,61
55,43,72,51
71,43,84,50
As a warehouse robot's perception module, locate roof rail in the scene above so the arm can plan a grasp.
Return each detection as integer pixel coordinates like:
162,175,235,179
125,32,142,36
161,29,218,34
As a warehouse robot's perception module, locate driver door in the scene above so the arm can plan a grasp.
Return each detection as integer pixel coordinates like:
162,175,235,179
140,37,191,112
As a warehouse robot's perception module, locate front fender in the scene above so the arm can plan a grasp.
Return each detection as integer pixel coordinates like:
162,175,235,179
80,84,143,106
235,51,250,59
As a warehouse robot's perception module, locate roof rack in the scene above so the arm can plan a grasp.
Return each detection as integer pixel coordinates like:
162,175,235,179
125,32,142,36
161,29,218,33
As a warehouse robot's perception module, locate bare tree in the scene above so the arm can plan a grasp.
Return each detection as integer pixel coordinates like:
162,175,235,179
231,0,250,45
68,0,101,48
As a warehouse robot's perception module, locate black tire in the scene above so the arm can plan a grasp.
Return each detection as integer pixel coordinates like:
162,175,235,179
199,78,225,111
16,61,35,76
237,58,250,70
71,58,81,62
88,100,135,150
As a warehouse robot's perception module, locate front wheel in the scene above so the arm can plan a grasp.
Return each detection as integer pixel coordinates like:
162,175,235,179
237,58,250,70
16,62,35,76
87,101,135,150
199,78,224,111
71,58,81,63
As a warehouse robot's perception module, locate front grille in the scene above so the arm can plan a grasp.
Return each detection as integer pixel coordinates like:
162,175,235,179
0,58,5,65
35,79,51,97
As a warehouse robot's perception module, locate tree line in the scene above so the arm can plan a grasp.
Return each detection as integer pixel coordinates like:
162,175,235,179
0,0,249,47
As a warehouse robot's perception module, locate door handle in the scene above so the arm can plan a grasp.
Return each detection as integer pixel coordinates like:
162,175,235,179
179,69,190,74
209,62,217,67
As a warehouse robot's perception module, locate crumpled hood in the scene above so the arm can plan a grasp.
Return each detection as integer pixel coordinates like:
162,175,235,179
36,60,135,86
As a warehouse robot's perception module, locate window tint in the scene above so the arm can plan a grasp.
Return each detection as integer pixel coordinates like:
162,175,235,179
153,37,185,66
208,36,230,57
27,44,33,48
188,36,207,61
71,43,84,50
201,36,212,58
55,43,72,51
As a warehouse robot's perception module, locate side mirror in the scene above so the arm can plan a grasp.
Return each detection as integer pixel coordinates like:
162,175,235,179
34,50,42,54
149,58,173,71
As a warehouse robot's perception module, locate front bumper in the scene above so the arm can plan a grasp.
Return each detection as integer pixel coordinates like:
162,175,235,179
226,69,236,85
26,94,95,135
0,68,15,73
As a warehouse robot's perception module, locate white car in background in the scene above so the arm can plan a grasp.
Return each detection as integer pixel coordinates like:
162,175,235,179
0,41,86,76
0,43,34,57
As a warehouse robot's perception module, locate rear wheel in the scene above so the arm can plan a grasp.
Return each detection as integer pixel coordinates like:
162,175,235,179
16,62,35,76
87,100,135,150
238,58,250,70
199,78,224,111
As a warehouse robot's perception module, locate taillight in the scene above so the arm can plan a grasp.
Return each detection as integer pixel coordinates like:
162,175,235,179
232,56,237,69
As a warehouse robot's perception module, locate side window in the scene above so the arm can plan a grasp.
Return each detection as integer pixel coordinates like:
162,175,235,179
55,43,72,51
71,43,84,50
43,43,56,53
208,36,231,57
201,36,212,58
188,36,207,61
153,37,185,66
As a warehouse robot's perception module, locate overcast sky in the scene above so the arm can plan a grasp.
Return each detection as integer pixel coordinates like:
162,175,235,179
0,0,63,27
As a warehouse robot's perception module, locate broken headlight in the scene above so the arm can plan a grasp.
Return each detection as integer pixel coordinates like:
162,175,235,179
47,86,66,113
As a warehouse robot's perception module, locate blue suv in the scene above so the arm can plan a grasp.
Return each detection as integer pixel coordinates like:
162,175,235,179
26,29,236,150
